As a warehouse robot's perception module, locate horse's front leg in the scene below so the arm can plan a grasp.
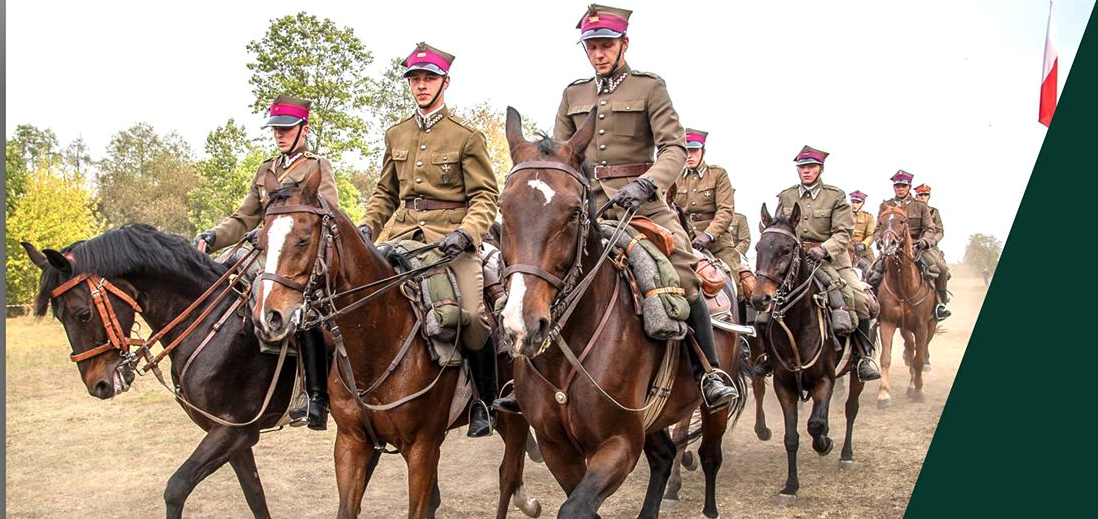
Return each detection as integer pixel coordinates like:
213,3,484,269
877,320,897,409
908,325,929,402
698,402,731,518
164,426,258,519
662,413,693,505
773,377,801,503
495,413,541,519
638,429,677,519
840,370,866,466
403,439,444,519
807,375,834,456
228,445,271,519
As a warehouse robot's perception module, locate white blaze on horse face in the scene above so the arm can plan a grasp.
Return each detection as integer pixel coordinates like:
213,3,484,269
501,274,528,350
526,179,556,206
260,215,294,322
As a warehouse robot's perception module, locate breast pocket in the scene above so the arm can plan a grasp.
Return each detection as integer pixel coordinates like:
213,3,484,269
809,209,832,234
567,104,594,127
430,151,462,186
611,99,646,137
698,188,716,210
392,148,409,184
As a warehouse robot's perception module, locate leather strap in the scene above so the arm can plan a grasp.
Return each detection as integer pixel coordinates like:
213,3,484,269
403,197,467,211
593,162,652,180
502,264,566,290
688,212,715,222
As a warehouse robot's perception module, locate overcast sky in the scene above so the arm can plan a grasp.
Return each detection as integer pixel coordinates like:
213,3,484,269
7,0,1095,260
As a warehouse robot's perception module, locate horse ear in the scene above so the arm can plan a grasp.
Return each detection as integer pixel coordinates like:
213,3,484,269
21,242,49,270
505,106,529,160
789,202,802,223
565,108,597,160
263,170,280,197
43,249,73,276
760,203,773,227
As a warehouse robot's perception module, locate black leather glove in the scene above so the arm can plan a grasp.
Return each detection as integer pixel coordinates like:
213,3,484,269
357,224,373,243
914,238,930,251
438,229,473,258
193,230,215,252
691,233,714,251
610,177,657,211
244,228,260,248
808,246,829,261
855,242,867,253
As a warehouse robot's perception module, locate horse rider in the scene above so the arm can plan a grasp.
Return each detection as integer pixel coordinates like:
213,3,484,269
499,4,740,411
850,190,875,269
866,171,950,320
672,129,754,293
193,94,337,430
355,43,500,438
763,146,881,381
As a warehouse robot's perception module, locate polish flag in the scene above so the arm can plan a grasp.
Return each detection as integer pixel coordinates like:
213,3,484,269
1039,2,1058,127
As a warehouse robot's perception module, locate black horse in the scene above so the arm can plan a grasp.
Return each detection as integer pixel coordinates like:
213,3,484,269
23,224,296,519
750,204,866,504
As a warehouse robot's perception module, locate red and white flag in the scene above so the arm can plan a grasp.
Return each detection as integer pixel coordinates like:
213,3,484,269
1039,1,1058,127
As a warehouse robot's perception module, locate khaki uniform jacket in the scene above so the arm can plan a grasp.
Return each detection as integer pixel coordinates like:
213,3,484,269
553,64,687,214
775,183,855,269
361,107,499,247
929,206,944,245
673,162,735,244
876,195,938,246
852,210,875,248
211,150,338,251
730,213,751,257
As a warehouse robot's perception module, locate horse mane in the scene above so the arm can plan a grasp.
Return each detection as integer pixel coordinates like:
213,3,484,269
35,224,228,316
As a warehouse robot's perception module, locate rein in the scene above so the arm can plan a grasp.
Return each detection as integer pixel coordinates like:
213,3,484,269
878,215,933,307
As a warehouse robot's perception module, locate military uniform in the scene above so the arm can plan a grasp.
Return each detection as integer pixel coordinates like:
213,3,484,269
359,43,500,437
672,128,747,275
727,213,751,267
915,183,950,316
850,190,875,265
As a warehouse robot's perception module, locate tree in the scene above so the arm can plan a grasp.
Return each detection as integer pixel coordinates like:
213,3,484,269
10,124,61,169
246,12,376,161
96,123,197,236
188,119,264,232
963,233,1003,274
6,140,27,217
6,167,101,306
452,102,545,184
64,136,94,177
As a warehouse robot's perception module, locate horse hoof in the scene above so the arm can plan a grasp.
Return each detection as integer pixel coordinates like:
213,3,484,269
839,459,855,470
815,438,833,456
774,493,797,506
682,450,699,471
661,498,679,511
908,390,925,403
517,497,541,518
922,364,932,372
756,427,772,441
700,512,720,519
877,398,891,410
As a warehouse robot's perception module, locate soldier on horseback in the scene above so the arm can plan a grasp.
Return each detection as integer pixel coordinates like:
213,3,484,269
498,3,739,410
850,190,875,269
193,94,336,430
758,146,881,381
355,42,500,438
867,171,950,320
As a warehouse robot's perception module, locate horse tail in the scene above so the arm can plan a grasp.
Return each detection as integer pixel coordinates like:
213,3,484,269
725,366,750,431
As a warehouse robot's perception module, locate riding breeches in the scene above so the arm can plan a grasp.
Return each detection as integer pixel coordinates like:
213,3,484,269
450,250,491,350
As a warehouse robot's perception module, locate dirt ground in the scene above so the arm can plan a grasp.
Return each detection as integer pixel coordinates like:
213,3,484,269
5,275,986,518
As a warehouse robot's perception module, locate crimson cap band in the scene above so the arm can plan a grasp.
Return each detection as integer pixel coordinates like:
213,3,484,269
914,183,932,194
577,4,632,41
685,128,708,149
850,190,868,202
891,169,914,185
794,145,829,165
263,95,312,128
403,42,455,77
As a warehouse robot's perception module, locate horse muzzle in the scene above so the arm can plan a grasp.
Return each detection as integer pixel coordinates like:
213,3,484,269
255,305,302,343
86,360,135,399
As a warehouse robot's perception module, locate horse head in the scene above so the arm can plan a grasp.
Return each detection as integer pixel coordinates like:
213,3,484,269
22,241,139,399
498,106,597,358
876,202,911,259
253,169,340,343
752,203,805,315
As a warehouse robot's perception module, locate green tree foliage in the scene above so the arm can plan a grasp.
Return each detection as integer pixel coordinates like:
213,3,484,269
7,124,63,216
452,102,544,184
334,167,365,224
189,119,264,232
6,140,27,217
96,123,197,236
963,233,1003,274
246,12,376,161
6,167,100,306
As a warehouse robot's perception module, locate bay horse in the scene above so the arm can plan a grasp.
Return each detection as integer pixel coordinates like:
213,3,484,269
873,203,937,408
498,107,743,519
22,225,294,519
751,204,866,504
253,169,539,519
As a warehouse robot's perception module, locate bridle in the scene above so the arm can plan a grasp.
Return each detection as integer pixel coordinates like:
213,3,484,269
876,209,933,307
49,273,144,363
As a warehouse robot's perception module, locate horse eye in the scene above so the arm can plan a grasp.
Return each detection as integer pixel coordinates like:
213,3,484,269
569,208,581,222
78,310,93,323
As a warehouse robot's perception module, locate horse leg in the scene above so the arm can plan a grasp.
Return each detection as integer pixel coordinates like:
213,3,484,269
164,426,257,519
637,429,677,519
807,377,834,456
526,431,544,463
662,414,692,504
427,479,441,519
908,326,929,402
877,321,897,409
840,371,866,466
334,424,382,519
753,372,772,441
773,380,801,502
698,403,731,518
901,329,916,378
228,446,271,519
403,440,444,519
557,435,640,519
495,413,541,519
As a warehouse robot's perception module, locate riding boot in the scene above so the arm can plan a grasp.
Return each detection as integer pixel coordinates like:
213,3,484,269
291,326,330,430
686,297,739,410
935,286,951,321
466,340,497,438
852,318,881,381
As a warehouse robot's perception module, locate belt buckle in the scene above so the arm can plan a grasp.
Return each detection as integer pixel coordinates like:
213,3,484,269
411,198,422,211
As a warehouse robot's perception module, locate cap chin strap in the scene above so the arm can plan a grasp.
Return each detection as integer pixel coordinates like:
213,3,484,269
284,123,305,156
417,77,448,111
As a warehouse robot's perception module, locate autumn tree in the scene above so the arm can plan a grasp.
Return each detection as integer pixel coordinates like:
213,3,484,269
963,233,1003,274
189,119,265,232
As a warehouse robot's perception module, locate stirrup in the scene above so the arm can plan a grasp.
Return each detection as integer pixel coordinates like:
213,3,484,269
492,380,522,414
856,357,881,382
287,388,309,427
700,369,738,413
934,303,950,321
466,400,495,438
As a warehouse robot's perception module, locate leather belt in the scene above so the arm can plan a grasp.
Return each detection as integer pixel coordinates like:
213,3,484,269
688,212,715,222
404,197,467,211
593,162,652,180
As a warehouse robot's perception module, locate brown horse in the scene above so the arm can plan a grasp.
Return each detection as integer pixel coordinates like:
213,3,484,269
252,171,538,519
873,203,937,408
751,204,866,504
498,107,742,519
